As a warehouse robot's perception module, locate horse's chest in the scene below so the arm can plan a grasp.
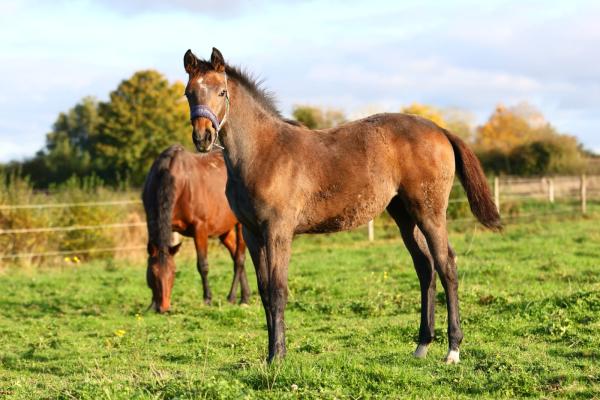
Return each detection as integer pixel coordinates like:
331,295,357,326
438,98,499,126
225,180,260,230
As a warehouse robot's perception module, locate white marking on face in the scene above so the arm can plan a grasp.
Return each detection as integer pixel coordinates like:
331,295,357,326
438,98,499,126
195,76,209,92
170,232,181,246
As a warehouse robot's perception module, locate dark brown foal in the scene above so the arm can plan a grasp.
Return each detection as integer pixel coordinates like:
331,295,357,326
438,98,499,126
143,145,250,313
181,48,500,363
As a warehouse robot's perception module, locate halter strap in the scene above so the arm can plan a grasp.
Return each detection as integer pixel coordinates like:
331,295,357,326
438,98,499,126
190,104,221,130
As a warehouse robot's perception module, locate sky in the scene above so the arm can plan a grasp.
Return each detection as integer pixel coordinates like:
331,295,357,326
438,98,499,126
0,0,599,161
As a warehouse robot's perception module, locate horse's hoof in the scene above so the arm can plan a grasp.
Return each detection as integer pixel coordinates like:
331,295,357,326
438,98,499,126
445,349,460,364
227,297,236,304
204,299,212,306
413,344,429,358
239,302,250,308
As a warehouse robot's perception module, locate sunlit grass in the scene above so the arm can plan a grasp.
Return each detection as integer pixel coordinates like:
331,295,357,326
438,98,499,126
1,215,599,398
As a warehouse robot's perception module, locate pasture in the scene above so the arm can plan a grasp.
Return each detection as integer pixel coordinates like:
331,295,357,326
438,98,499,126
1,216,599,399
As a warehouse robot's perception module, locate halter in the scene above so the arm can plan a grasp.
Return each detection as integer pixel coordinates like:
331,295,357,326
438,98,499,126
189,72,230,149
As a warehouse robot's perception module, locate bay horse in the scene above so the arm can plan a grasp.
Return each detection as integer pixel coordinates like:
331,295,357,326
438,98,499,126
181,48,501,364
142,145,250,313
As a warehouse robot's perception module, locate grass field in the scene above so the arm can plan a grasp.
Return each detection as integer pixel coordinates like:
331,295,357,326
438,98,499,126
1,215,599,399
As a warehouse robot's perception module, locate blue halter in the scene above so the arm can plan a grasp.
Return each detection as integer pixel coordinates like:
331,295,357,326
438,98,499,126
189,104,221,131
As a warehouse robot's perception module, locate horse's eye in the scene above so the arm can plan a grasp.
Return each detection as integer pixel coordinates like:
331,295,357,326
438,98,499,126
219,90,227,97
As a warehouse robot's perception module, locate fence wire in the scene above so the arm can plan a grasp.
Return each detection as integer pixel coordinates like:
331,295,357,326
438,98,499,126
0,199,141,211
0,245,147,260
0,177,597,262
0,222,146,235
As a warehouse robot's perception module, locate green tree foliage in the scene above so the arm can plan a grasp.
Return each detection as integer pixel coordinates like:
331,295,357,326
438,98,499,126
95,70,190,185
510,136,587,175
19,97,101,187
9,70,192,188
292,105,346,129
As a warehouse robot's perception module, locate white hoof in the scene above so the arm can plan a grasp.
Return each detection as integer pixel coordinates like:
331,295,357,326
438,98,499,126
445,349,460,364
413,344,429,358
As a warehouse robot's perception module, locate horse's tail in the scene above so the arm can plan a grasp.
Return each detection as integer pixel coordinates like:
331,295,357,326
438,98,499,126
142,145,183,263
444,131,502,231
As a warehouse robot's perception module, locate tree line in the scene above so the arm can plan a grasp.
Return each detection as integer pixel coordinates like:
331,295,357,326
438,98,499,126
3,70,191,187
293,102,592,177
2,70,594,188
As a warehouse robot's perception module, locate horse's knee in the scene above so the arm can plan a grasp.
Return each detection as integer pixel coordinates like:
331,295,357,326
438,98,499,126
197,260,209,275
235,253,246,268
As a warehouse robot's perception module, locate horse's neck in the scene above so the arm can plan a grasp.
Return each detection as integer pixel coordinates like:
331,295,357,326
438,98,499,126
221,84,280,173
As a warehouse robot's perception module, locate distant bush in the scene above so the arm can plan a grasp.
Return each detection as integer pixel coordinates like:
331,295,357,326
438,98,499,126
0,175,143,267
478,136,587,176
510,137,587,176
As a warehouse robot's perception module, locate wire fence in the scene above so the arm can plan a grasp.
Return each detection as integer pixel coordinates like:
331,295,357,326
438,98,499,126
1,175,599,262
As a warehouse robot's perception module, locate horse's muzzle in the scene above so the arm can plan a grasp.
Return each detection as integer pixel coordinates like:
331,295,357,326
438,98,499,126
192,128,214,153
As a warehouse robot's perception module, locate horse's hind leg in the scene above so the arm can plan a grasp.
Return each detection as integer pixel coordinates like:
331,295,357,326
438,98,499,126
193,226,212,305
387,197,436,358
235,223,250,304
417,213,463,364
220,226,249,304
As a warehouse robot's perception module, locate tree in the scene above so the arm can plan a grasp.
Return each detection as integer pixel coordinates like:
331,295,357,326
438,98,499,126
476,103,588,175
95,70,190,185
475,105,534,152
20,97,101,187
292,105,346,129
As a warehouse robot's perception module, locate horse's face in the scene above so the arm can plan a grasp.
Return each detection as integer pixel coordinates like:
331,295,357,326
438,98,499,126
146,243,181,313
183,47,229,153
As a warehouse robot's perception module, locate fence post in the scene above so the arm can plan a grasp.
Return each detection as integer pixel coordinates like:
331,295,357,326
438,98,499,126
580,174,587,214
494,177,500,213
367,220,374,242
548,178,555,203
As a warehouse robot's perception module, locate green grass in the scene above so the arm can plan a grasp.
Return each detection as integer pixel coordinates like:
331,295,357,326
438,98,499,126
1,216,599,399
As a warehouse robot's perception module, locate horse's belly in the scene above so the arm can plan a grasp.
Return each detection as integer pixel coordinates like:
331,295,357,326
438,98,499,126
298,186,396,234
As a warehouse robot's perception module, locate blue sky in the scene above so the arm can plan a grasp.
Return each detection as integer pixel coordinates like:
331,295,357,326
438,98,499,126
1,0,599,161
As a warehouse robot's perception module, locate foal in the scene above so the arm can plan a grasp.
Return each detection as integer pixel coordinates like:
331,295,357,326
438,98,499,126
143,145,250,313
182,48,500,363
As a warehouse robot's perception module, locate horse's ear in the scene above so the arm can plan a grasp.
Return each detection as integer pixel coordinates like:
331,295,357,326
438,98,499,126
169,242,182,255
210,47,225,73
184,49,198,74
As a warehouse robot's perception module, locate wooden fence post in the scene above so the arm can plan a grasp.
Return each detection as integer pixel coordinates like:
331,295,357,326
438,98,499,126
548,178,555,203
367,220,374,242
580,174,587,214
494,177,500,213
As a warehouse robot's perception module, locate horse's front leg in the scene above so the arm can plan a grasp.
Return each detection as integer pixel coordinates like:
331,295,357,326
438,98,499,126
242,227,274,358
264,227,292,362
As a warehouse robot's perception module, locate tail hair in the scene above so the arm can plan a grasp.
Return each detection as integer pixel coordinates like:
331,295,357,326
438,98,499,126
444,131,502,231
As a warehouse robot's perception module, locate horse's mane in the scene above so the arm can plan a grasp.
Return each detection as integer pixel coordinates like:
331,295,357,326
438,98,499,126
196,59,284,120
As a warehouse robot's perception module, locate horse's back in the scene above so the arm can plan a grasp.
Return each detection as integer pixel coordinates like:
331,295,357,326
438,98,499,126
292,113,456,233
168,149,238,236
